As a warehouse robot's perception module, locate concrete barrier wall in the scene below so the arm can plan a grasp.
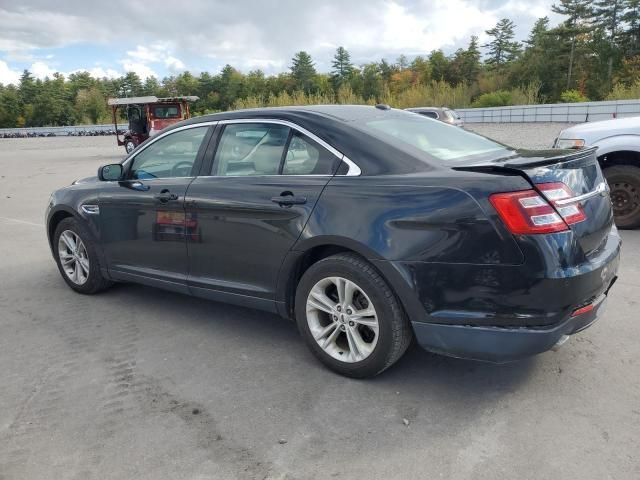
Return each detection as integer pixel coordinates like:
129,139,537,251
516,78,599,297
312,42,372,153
456,99,640,123
0,124,128,136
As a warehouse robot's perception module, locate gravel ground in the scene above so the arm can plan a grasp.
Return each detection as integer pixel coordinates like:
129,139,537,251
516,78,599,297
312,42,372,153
1,131,639,480
465,122,576,149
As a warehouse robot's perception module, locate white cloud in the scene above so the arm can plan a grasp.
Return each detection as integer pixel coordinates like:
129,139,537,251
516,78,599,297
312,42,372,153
0,60,21,85
122,42,185,76
0,0,559,76
121,60,157,79
165,56,185,72
85,67,121,79
30,60,57,79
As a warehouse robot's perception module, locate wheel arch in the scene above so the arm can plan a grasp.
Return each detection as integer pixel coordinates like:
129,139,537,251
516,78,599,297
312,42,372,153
276,237,415,322
598,149,640,169
47,207,77,250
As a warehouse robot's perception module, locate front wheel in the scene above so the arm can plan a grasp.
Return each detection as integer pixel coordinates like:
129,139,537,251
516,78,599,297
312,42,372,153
295,253,412,378
604,165,640,229
53,217,112,294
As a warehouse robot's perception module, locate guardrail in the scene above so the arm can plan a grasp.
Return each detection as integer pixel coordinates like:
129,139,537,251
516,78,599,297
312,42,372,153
0,124,128,137
456,99,640,123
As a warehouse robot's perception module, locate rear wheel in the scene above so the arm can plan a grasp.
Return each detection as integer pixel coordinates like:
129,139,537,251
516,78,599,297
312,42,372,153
53,217,112,294
604,165,640,229
295,253,412,378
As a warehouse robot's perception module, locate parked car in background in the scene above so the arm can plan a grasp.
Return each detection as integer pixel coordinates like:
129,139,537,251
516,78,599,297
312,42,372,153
47,105,619,377
405,107,464,126
554,116,640,228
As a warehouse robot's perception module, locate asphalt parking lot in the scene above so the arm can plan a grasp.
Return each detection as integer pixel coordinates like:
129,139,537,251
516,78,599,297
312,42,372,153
1,128,639,480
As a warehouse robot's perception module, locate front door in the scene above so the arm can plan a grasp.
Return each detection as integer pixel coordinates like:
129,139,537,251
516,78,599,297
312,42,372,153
185,121,342,306
100,125,213,291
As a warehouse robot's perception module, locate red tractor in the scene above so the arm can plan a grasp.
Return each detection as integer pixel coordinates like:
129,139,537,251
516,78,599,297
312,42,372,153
108,96,199,154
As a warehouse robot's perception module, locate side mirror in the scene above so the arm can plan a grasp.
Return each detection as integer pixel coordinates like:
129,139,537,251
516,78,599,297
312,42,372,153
98,163,124,181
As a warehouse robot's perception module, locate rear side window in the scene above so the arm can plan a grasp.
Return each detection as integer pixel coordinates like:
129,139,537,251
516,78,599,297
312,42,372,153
213,123,340,176
283,132,340,175
213,123,290,176
420,111,438,119
363,113,509,162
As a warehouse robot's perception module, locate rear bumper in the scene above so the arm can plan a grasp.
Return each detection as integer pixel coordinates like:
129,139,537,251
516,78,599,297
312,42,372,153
412,292,610,362
372,228,621,362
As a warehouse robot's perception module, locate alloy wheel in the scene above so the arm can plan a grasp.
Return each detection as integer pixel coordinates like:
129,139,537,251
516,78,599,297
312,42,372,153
58,230,90,285
306,276,379,363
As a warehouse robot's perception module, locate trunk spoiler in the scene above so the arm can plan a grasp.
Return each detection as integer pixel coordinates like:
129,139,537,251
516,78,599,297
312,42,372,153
452,147,598,173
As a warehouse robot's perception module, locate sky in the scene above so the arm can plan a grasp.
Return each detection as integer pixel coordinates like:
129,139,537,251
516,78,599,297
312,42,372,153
0,0,562,85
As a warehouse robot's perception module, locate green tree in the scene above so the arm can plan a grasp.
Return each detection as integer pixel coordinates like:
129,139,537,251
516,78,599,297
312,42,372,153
75,86,107,123
483,18,522,67
0,85,21,127
592,0,624,84
361,63,383,100
428,50,450,81
448,36,481,85
552,0,594,88
331,46,354,90
290,51,317,93
120,72,144,97
621,0,640,55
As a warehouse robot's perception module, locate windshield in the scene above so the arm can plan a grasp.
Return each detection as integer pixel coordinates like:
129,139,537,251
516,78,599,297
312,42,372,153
363,113,509,162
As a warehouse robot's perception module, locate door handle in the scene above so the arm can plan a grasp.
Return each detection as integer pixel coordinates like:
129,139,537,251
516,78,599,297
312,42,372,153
129,181,150,191
271,194,307,206
155,189,179,202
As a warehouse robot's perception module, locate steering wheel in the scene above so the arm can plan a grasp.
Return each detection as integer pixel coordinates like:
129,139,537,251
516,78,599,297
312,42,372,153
171,161,194,177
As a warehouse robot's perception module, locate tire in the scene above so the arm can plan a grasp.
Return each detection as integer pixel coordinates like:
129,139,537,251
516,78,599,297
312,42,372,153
604,165,640,229
53,217,113,294
124,140,136,154
295,253,413,378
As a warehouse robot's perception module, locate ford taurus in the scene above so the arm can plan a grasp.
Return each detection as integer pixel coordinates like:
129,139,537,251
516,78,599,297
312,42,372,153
46,105,621,377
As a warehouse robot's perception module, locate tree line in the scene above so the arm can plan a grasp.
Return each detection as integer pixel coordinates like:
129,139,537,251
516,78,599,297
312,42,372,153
2,0,640,128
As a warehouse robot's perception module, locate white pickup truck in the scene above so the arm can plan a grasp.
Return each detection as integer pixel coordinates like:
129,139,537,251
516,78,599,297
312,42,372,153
554,117,640,228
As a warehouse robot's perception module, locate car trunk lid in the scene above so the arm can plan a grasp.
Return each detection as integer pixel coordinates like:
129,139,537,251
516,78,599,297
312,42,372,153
455,147,614,256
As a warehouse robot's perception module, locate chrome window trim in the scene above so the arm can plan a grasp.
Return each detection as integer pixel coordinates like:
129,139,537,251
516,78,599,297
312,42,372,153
126,121,219,165
215,118,361,177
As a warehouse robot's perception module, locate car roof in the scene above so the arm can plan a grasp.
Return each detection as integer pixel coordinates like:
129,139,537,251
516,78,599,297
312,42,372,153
405,107,445,113
174,105,446,175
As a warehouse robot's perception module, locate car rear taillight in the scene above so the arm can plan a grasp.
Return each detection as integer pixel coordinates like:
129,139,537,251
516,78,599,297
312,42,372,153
536,182,586,225
490,190,568,234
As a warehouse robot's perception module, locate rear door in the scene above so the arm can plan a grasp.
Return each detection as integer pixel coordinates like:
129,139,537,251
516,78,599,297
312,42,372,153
501,148,614,255
184,120,343,303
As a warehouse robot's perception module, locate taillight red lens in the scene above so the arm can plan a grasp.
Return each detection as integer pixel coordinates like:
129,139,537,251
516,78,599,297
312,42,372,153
536,182,587,225
489,190,568,234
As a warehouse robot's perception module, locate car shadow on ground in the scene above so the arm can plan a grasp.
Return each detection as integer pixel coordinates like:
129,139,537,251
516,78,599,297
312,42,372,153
101,281,537,400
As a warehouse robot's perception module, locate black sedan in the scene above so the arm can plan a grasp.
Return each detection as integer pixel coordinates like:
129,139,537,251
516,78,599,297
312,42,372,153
46,105,620,377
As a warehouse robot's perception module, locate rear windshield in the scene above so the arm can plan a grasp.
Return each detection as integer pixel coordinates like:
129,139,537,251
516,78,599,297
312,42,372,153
153,105,180,118
363,113,509,162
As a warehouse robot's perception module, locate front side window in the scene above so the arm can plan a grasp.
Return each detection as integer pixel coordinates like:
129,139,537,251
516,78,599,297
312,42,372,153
130,126,208,179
